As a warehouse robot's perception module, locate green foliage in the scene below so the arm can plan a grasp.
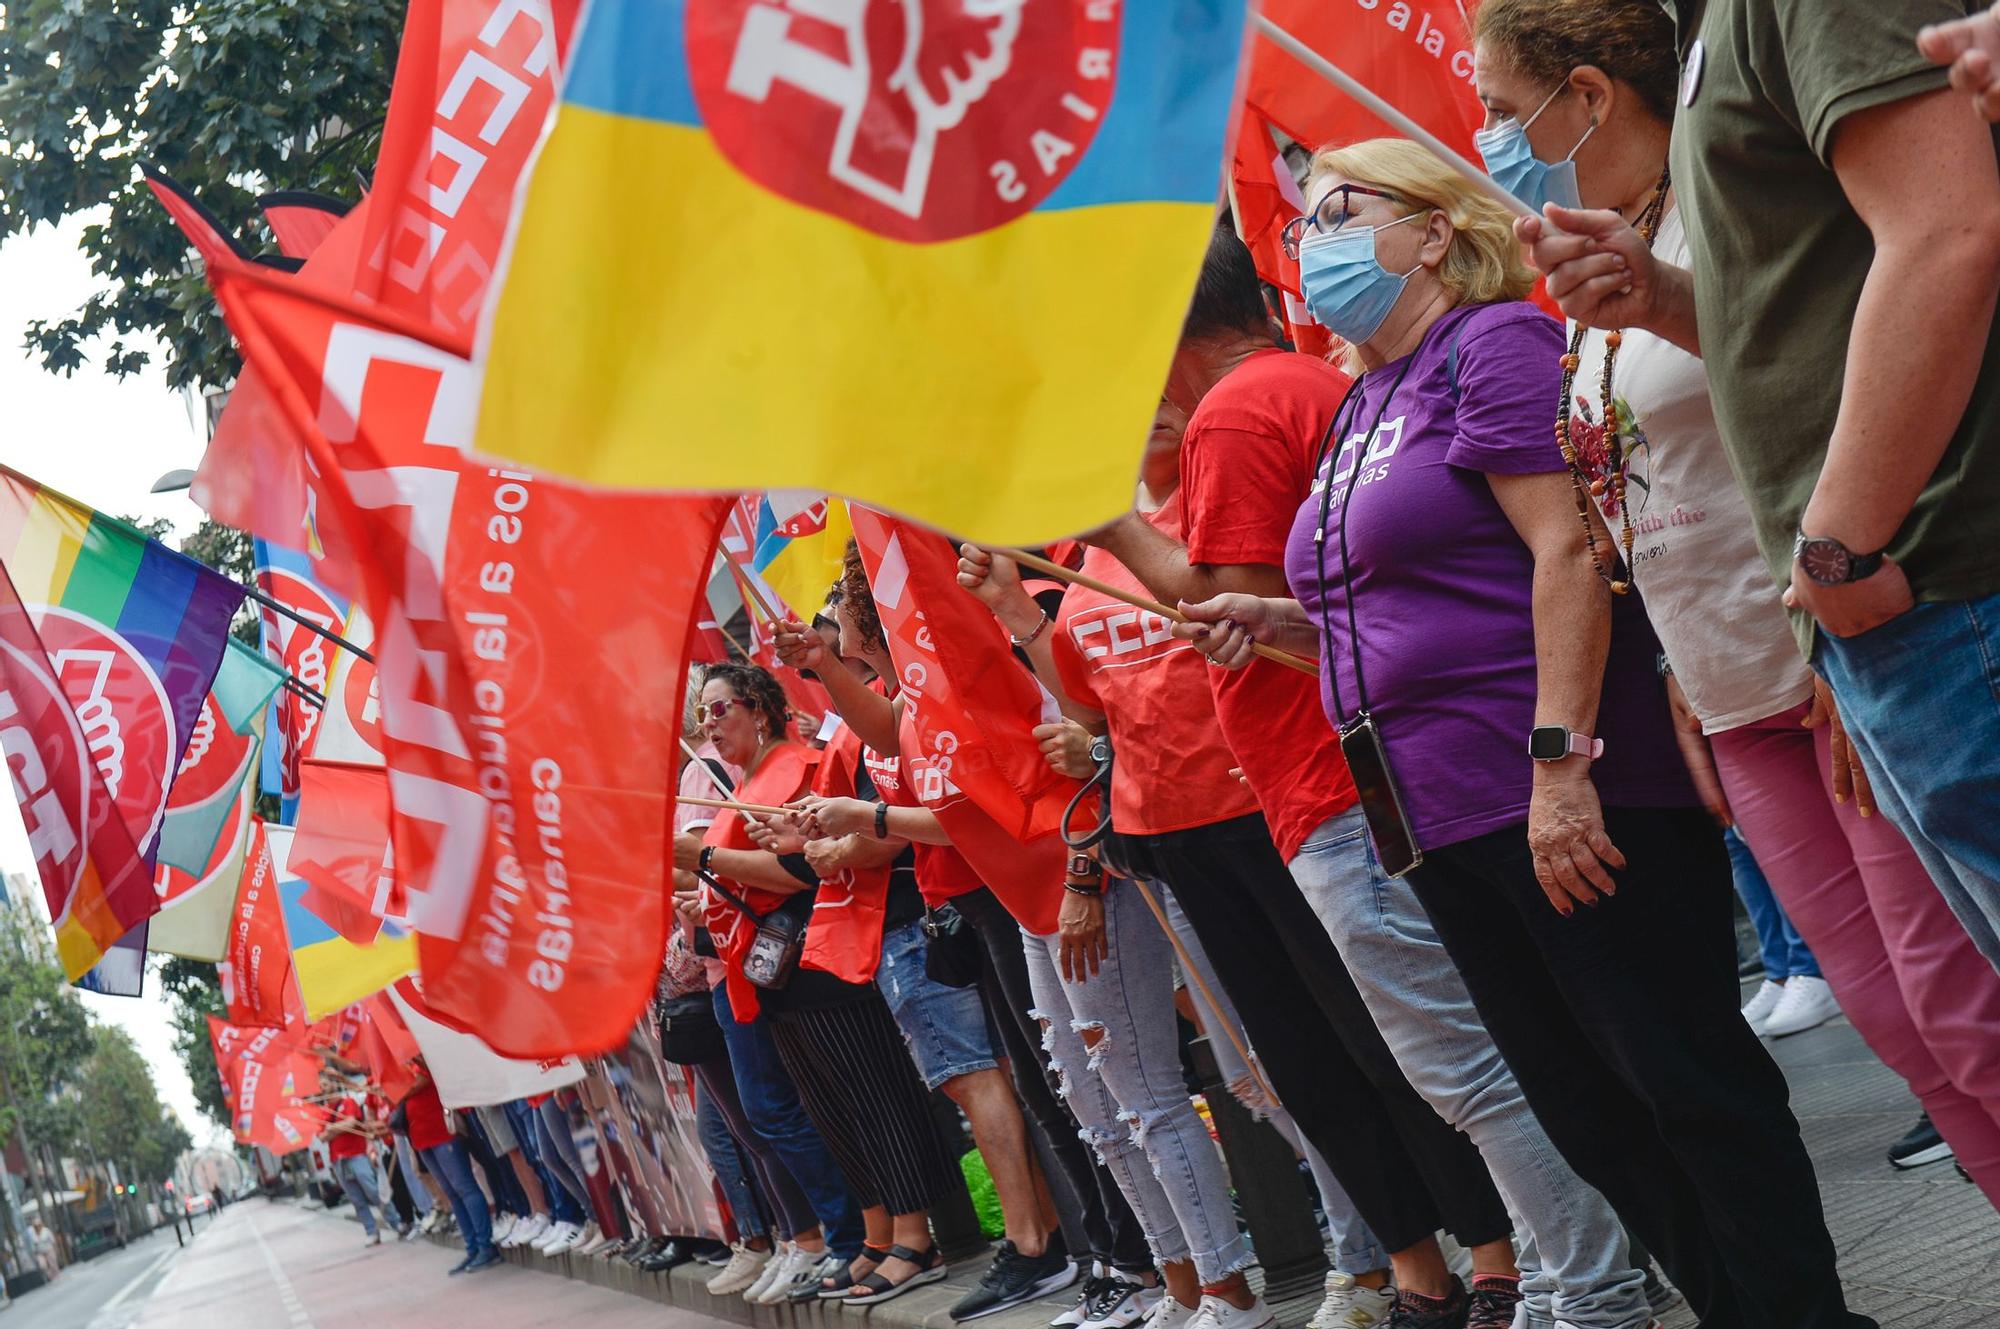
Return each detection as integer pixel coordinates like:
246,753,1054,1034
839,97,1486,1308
0,910,92,1157
75,1025,190,1183
0,0,404,389
157,956,230,1128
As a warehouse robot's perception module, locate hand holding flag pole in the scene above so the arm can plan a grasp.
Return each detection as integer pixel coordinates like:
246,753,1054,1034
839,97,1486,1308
1003,547,1320,677
1252,16,1534,220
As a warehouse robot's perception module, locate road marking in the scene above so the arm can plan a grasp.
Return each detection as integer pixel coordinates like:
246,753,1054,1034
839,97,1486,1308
249,1213,315,1329
85,1242,182,1329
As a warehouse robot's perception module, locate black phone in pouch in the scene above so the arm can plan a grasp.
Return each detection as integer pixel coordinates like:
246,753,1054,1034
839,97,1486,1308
1338,712,1422,878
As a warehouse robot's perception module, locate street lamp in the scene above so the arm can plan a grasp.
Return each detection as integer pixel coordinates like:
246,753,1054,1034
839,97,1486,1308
150,469,196,494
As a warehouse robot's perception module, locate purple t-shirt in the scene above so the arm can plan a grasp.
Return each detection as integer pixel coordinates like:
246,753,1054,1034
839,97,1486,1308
1284,302,1694,850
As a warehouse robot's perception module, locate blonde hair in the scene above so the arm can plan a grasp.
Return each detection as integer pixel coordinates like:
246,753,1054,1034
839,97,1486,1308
1307,138,1536,313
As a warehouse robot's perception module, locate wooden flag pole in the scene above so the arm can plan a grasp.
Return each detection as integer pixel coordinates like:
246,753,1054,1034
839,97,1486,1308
678,795,794,818
1252,15,1534,220
1001,548,1321,678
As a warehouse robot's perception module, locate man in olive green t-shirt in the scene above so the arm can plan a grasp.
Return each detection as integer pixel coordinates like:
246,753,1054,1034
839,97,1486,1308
1524,0,2000,972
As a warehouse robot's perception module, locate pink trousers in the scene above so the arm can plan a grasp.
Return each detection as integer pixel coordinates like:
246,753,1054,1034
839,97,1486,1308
1711,703,2000,1206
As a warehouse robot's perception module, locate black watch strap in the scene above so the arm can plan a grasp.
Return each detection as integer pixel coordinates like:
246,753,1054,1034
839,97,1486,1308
874,801,890,839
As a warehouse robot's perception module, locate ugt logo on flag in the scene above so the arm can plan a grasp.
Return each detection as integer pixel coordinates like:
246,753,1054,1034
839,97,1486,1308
690,1,1118,239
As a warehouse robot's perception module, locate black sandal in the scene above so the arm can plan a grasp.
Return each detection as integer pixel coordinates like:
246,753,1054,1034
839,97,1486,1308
818,1244,891,1299
844,1243,946,1305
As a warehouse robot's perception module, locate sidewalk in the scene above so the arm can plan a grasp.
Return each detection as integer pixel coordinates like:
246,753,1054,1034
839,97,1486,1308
463,1008,1999,1329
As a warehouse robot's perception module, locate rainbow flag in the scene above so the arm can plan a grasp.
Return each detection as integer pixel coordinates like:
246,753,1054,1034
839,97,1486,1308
475,0,1250,546
0,468,244,977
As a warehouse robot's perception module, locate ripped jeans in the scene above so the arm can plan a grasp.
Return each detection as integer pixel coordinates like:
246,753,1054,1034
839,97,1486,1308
1021,878,1252,1284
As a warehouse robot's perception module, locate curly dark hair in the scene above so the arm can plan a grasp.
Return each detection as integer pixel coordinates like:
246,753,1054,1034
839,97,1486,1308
699,662,791,740
1473,0,1680,124
838,539,887,653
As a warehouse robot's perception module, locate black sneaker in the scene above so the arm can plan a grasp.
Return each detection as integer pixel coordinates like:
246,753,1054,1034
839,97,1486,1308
1887,1113,1953,1169
1465,1274,1520,1329
951,1241,1080,1322
1385,1277,1469,1329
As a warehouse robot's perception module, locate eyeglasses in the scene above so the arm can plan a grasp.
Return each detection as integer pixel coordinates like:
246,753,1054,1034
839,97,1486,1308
694,698,742,726
1280,183,1406,259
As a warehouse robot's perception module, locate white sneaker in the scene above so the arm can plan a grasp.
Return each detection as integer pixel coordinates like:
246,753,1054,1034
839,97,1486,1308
1306,1272,1396,1329
756,1244,819,1304
504,1213,551,1249
1740,979,1785,1033
571,1222,605,1255
1761,975,1840,1037
744,1241,795,1302
556,1222,592,1254
535,1220,579,1254
489,1214,517,1244
1185,1295,1274,1329
400,1221,424,1243
1141,1295,1202,1329
708,1243,773,1296
1080,1275,1160,1329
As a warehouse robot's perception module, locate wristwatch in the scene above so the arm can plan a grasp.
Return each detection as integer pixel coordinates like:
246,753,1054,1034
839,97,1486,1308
1063,852,1104,895
1528,725,1603,762
1794,530,1886,586
1088,735,1111,767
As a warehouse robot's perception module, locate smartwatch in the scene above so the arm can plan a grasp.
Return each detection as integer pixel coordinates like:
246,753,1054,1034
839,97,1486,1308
873,801,891,839
1528,725,1603,762
1793,530,1886,587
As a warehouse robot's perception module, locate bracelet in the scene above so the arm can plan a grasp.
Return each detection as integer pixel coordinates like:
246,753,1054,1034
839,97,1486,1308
874,801,890,839
1063,879,1105,897
698,846,715,875
1009,615,1052,649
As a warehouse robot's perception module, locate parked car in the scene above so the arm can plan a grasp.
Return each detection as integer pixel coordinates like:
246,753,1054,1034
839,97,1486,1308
184,1194,212,1216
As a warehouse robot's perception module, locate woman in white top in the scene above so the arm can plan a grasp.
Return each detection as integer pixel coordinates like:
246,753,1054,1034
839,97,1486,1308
1474,0,2000,1207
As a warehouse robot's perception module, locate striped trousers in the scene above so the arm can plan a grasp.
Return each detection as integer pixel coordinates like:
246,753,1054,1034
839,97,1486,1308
767,995,957,1217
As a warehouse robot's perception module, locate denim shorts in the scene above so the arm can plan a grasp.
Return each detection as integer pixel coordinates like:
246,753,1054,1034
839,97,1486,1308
875,916,1000,1090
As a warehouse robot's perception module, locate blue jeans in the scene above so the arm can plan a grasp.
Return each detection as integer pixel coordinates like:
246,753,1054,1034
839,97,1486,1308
422,1139,493,1256
503,1098,582,1225
1022,880,1252,1283
698,1082,770,1241
1726,827,1820,980
714,983,865,1255
534,1097,591,1221
1816,596,2000,969
1293,808,1651,1329
1158,885,1389,1279
333,1155,384,1237
392,1134,431,1218
876,916,1001,1089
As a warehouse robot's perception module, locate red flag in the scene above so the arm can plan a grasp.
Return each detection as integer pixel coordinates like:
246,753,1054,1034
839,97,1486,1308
208,1015,324,1154
848,509,1072,935
691,592,734,666
1230,104,1335,359
1247,2,1484,167
152,177,732,1058
257,191,350,262
290,759,395,940
0,565,153,977
221,821,297,1028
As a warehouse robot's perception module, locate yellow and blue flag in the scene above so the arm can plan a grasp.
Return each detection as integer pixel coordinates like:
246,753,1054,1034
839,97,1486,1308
268,824,416,1021
476,1,1250,545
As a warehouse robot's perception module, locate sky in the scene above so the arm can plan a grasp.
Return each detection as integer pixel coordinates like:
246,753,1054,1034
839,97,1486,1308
0,213,225,1145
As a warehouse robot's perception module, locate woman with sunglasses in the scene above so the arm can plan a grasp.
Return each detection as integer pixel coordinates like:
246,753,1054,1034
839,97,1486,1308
1178,137,1870,1329
1475,0,2000,1207
673,663,960,1306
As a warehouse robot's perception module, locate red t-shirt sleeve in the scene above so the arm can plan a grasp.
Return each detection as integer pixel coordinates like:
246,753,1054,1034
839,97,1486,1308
1182,421,1315,569
1050,598,1106,714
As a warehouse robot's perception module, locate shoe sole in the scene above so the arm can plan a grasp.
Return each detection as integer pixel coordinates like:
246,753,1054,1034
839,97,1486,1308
843,1264,949,1306
1890,1141,1955,1169
952,1264,1086,1322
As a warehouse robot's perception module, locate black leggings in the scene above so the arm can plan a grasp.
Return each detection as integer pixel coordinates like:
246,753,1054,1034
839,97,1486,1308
1411,808,1870,1329
1122,813,1512,1257
954,886,1152,1273
767,995,959,1217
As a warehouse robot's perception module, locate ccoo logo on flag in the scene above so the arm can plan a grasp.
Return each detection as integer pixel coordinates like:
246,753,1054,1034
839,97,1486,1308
687,0,1122,241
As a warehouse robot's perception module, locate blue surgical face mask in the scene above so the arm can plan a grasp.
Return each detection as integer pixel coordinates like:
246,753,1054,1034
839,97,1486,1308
1473,83,1596,212
1297,211,1428,344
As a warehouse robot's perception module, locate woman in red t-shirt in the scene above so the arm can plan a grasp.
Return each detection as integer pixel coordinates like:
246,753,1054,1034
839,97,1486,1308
672,663,957,1305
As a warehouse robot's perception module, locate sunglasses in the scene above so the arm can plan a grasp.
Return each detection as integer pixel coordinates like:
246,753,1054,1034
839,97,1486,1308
1280,183,1407,259
694,698,743,726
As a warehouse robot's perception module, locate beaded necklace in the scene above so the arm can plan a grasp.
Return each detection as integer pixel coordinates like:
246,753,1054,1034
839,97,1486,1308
1554,164,1672,594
